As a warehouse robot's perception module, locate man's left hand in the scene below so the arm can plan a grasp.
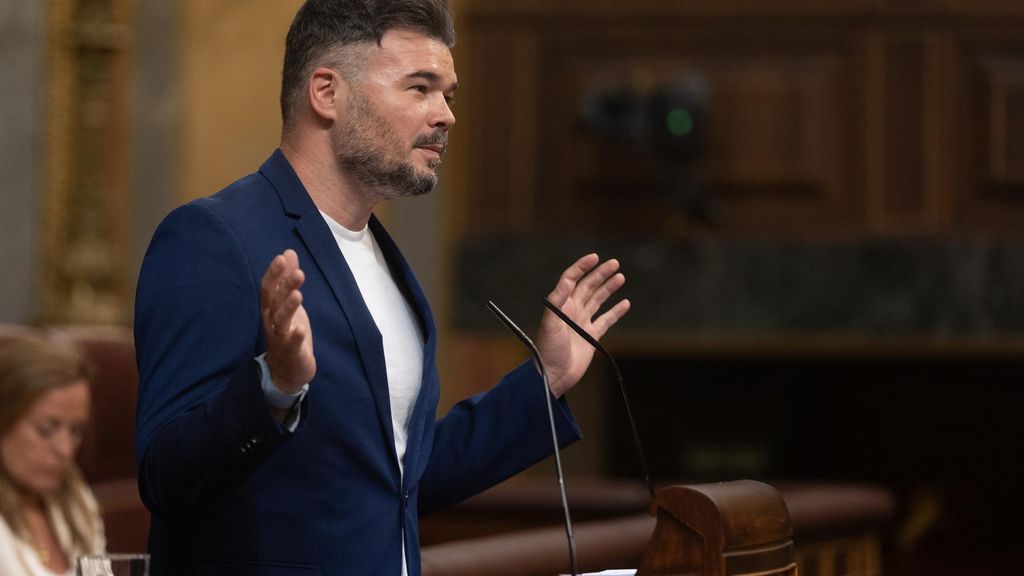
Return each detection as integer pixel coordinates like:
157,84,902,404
537,253,630,397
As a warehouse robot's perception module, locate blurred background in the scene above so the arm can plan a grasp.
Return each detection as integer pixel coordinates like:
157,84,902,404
2,0,1022,573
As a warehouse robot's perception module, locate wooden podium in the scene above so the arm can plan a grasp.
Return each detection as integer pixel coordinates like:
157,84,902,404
420,479,812,576
637,480,796,576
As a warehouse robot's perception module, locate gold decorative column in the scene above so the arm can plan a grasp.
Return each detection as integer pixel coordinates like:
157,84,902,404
40,0,133,324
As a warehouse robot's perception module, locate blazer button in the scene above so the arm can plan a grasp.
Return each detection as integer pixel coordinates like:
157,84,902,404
242,438,257,454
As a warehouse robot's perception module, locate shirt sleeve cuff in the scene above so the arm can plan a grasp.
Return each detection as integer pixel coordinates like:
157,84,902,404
255,353,308,432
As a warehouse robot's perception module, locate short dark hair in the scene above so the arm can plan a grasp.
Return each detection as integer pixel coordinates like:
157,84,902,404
280,0,456,129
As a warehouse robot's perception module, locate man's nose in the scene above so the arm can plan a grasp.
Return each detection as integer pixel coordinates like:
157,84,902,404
431,96,456,131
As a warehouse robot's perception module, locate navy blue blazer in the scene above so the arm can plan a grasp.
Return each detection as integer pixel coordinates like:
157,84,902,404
134,150,582,576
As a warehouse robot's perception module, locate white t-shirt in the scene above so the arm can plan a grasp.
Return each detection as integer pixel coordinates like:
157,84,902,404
322,213,424,576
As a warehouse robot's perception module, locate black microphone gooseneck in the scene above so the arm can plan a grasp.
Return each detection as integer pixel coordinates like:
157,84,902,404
543,298,655,501
486,300,578,576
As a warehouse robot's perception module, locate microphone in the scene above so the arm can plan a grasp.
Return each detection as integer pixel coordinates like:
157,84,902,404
487,300,578,576
543,298,655,500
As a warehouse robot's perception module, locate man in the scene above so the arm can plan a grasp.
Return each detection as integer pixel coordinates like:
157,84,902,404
134,1,630,574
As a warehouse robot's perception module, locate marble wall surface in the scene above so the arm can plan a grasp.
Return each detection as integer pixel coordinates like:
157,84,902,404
455,236,1024,340
0,3,43,323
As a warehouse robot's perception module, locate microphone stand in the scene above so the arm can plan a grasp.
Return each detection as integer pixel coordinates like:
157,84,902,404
487,300,579,576
543,298,655,501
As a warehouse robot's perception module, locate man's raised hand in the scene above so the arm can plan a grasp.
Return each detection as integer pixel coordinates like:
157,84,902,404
260,249,315,394
537,254,630,397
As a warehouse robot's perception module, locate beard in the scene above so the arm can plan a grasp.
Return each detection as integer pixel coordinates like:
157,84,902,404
331,89,447,200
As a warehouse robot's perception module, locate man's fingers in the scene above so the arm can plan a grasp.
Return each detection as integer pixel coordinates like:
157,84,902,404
574,258,621,305
589,298,631,339
555,254,599,294
546,277,573,307
262,255,293,310
260,255,285,299
271,289,303,336
259,250,315,391
261,250,306,337
276,269,306,334
583,271,626,317
563,253,600,283
281,266,305,296
550,256,622,312
285,318,309,347
547,254,600,305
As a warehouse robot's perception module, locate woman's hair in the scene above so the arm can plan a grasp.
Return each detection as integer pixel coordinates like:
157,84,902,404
0,336,101,553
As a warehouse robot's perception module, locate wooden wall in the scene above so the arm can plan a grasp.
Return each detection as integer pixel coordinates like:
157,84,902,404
442,2,1024,566
443,0,1024,423
442,0,1024,404
449,0,1024,240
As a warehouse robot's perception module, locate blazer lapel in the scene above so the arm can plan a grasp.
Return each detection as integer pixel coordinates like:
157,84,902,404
368,217,437,482
260,151,400,485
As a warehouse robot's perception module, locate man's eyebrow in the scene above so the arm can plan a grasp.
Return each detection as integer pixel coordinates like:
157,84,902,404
405,70,458,92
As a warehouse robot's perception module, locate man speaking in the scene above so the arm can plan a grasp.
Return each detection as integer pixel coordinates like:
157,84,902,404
134,1,630,574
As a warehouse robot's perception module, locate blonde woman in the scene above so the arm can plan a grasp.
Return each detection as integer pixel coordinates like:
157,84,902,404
0,337,105,575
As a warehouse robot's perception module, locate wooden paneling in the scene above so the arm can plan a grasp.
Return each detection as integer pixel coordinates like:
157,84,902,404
794,535,881,576
460,29,540,233
951,30,1024,232
460,21,864,236
452,0,1024,239
547,28,861,236
865,32,945,233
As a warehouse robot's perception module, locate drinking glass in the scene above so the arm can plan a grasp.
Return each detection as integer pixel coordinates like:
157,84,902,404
76,553,150,576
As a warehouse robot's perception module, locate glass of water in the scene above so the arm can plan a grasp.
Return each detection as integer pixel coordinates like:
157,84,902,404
76,553,150,576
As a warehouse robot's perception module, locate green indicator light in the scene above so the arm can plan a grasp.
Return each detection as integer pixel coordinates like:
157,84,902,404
666,108,693,136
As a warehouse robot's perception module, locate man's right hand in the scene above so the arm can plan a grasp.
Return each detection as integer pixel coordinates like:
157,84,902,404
260,249,316,394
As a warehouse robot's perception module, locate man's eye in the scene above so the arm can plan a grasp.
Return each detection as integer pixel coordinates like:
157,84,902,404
411,85,428,94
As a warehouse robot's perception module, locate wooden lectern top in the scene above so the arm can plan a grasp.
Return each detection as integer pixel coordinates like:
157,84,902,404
637,480,796,576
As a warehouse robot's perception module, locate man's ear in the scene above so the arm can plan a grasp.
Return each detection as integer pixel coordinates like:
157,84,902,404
307,67,348,122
